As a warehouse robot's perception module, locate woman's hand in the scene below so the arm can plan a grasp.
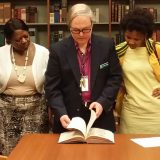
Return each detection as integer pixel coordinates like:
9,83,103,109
89,102,103,118
152,87,160,99
60,115,71,129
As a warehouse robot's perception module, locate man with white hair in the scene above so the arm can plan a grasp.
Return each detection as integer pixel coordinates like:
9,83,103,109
45,3,122,133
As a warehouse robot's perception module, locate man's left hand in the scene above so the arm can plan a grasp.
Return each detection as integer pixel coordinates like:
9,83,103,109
89,102,103,118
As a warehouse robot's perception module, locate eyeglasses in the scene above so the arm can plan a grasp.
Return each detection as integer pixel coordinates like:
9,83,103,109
70,27,92,34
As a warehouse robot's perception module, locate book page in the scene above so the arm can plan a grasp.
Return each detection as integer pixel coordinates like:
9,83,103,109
86,110,97,136
67,117,86,136
58,131,85,143
86,128,114,143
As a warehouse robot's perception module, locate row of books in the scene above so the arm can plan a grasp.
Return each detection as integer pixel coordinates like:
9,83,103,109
114,29,160,45
152,29,160,42
50,0,99,24
0,2,38,23
50,0,67,23
143,7,157,22
51,30,64,43
1,29,160,48
111,1,130,23
0,3,11,23
113,32,125,45
0,30,5,47
14,7,38,23
50,7,100,24
111,1,158,23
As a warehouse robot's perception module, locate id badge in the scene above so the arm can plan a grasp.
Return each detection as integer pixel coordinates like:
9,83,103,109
80,76,89,92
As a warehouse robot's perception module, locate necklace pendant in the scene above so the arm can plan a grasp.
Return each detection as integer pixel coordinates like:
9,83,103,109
17,74,26,83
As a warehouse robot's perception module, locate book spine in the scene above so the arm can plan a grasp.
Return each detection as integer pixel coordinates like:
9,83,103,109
111,1,115,22
26,6,37,23
0,30,5,47
61,0,67,8
114,3,118,22
58,30,64,41
117,4,122,22
13,8,19,19
3,3,11,23
61,7,67,23
0,3,4,23
21,8,26,22
29,27,37,43
50,12,54,23
53,3,60,23
156,29,160,42
95,8,99,23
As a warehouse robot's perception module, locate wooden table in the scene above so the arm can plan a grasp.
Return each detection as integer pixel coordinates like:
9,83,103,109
8,134,160,160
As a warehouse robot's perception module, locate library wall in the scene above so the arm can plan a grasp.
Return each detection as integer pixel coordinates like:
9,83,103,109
49,0,110,49
0,0,48,48
0,0,160,48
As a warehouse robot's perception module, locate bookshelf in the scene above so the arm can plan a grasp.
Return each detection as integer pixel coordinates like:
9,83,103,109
48,0,110,49
133,0,160,41
0,0,48,48
0,0,160,48
109,0,160,43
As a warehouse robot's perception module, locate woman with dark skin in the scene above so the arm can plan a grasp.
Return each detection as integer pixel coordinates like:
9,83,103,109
0,18,49,155
116,8,160,134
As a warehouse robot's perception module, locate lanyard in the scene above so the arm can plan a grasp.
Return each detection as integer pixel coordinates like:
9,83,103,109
77,43,91,76
78,52,89,76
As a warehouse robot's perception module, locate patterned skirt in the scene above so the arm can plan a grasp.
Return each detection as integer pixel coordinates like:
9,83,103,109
0,93,49,156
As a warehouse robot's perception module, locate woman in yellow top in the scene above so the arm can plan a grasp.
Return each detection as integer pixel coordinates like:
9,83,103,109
116,8,160,134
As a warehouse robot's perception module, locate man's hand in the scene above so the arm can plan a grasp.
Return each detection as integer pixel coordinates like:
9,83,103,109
60,115,71,129
89,102,103,118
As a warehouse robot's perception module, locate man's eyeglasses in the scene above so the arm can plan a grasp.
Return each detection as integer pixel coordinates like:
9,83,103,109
70,27,92,34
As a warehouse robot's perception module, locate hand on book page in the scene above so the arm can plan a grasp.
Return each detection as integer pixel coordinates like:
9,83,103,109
58,109,115,144
66,109,96,136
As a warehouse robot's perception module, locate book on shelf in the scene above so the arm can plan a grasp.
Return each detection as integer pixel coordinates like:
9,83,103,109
129,0,135,11
26,6,38,23
0,2,12,23
58,109,115,144
0,30,5,47
111,1,129,22
21,8,26,22
143,7,157,22
58,30,64,41
53,2,61,23
93,8,99,23
0,3,4,23
50,12,54,23
29,28,37,43
152,29,160,42
51,30,64,43
3,3,11,23
61,0,67,8
114,31,125,45
61,7,67,23
95,8,99,23
50,0,67,23
13,8,26,22
61,0,67,23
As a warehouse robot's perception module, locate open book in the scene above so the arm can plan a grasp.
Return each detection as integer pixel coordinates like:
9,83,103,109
58,109,114,144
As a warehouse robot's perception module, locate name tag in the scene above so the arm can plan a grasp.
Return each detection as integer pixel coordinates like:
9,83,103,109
80,76,89,92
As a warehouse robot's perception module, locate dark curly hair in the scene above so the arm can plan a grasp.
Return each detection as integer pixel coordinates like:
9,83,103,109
120,7,154,39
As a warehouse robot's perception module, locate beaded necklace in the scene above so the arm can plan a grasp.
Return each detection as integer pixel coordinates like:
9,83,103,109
11,46,29,83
